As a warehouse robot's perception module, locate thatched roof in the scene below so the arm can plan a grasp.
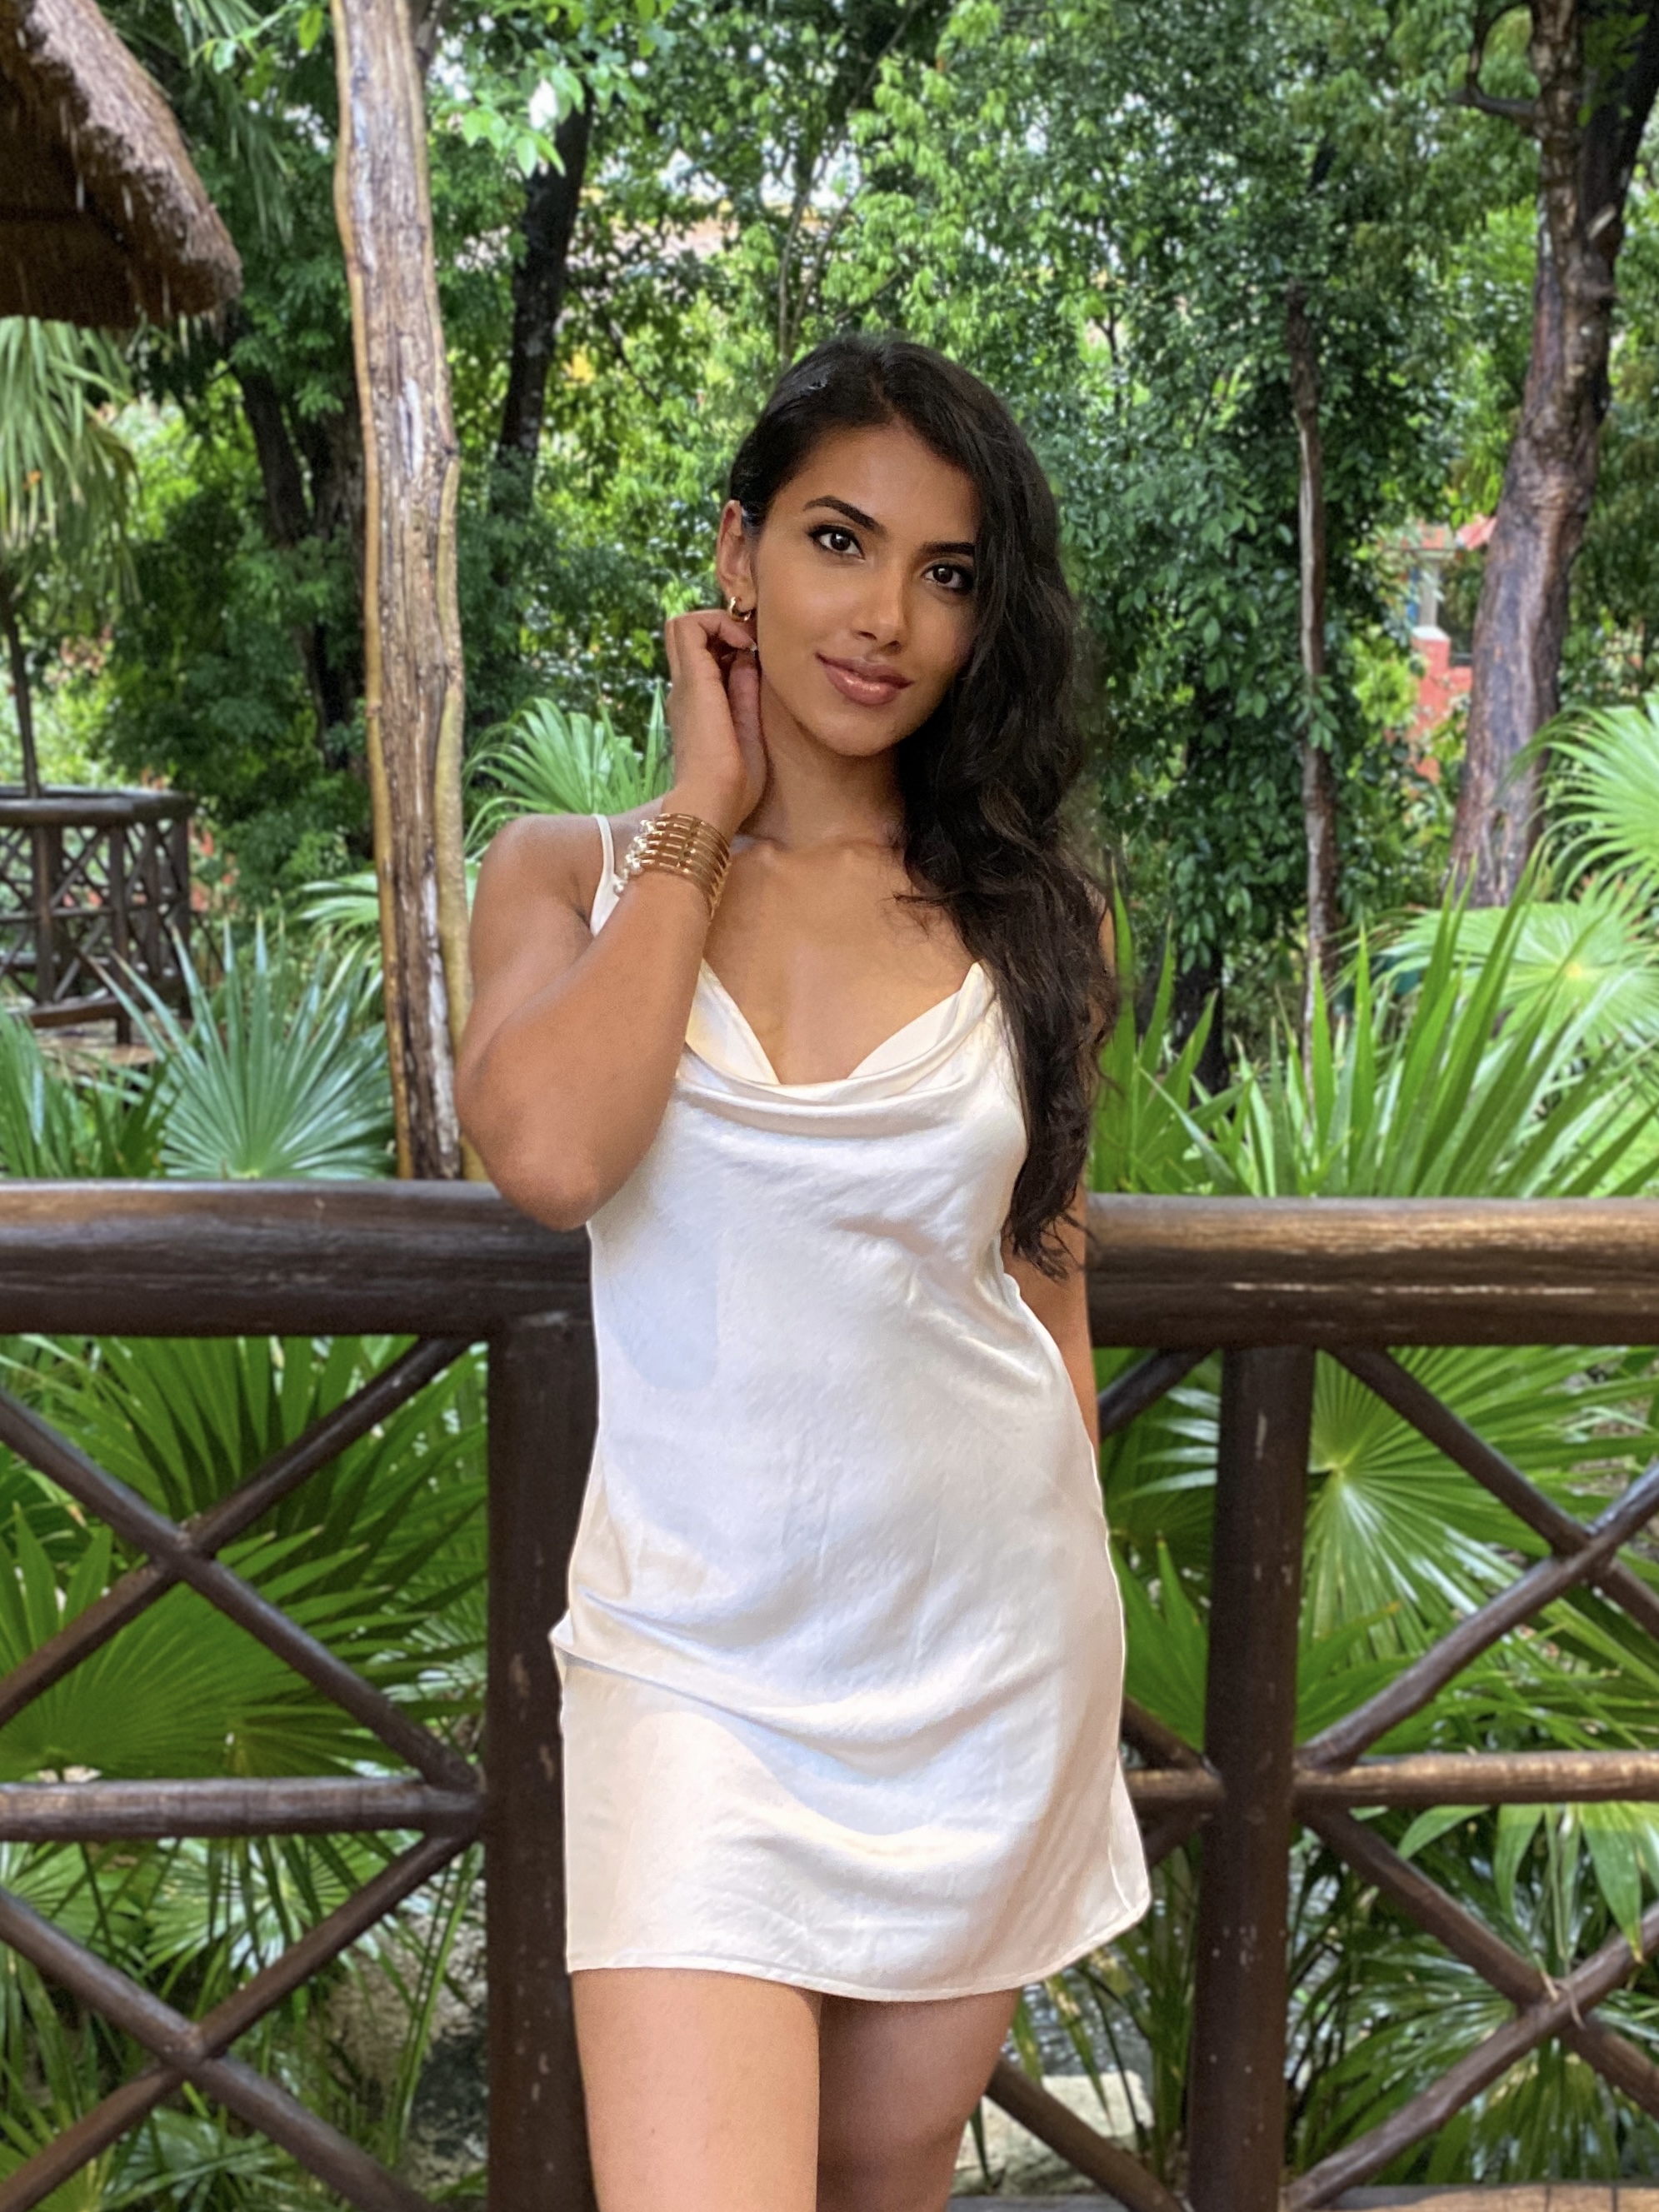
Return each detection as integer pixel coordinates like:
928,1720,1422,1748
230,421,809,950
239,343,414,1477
0,0,240,326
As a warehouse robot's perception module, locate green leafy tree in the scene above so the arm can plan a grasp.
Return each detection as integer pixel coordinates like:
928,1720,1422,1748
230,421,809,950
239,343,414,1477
0,323,134,796
813,0,1515,1051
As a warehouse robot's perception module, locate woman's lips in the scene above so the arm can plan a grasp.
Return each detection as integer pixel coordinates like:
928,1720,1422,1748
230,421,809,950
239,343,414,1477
817,655,913,708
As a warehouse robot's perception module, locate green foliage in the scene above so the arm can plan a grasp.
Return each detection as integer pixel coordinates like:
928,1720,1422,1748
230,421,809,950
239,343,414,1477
0,322,132,557
119,925,392,1181
467,686,670,831
823,0,1505,976
95,419,367,908
1389,883,1659,1047
0,1321,487,2201
0,324,133,582
1082,871,1659,2183
0,1333,482,1778
1547,694,1659,901
0,1021,164,1180
0,322,136,786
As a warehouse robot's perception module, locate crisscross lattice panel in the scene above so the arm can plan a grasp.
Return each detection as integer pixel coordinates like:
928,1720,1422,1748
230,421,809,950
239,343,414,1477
0,1333,482,2212
1109,1340,1659,2210
0,795,191,1016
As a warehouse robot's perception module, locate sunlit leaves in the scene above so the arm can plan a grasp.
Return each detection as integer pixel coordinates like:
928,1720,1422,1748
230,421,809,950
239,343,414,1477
467,682,671,832
0,1331,485,1782
1548,694,1659,906
0,320,136,717
124,922,392,1180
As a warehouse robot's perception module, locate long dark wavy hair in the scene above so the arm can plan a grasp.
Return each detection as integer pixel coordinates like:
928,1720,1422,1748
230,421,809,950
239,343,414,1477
727,333,1111,1272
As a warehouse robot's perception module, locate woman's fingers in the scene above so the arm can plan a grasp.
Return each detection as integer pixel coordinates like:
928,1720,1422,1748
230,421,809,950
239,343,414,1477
668,607,756,667
662,606,763,831
727,652,765,800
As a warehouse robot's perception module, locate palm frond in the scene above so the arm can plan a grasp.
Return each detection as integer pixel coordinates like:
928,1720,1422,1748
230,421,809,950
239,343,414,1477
0,1018,165,1178
120,922,392,1179
1547,696,1659,906
0,321,135,620
467,687,671,840
1387,879,1659,1048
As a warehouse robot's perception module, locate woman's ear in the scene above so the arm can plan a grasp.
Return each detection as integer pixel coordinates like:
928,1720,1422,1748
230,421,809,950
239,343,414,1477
714,498,757,610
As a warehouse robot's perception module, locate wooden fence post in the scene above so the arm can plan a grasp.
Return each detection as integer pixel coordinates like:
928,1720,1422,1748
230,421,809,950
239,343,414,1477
1187,1345,1314,2212
487,1313,598,2212
331,0,472,1179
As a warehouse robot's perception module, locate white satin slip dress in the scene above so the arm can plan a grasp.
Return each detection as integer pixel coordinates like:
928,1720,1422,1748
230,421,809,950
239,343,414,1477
552,811,1149,2000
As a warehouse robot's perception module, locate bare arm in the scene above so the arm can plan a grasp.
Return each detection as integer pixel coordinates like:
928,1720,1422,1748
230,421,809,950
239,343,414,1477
1006,1180,1097,1448
1006,896,1112,1447
455,610,765,1227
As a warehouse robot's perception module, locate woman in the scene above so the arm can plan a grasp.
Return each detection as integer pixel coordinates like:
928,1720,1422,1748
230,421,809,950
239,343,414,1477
457,335,1147,2212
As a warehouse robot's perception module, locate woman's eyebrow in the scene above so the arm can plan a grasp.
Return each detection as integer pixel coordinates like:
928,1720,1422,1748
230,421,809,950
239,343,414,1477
803,496,977,561
804,494,883,531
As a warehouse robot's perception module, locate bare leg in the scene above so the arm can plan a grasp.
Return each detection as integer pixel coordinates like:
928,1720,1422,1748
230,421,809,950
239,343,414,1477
817,1986,1020,2212
573,1967,822,2212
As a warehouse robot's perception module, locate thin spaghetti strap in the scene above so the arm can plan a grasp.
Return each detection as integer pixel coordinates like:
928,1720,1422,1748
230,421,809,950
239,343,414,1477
588,813,620,932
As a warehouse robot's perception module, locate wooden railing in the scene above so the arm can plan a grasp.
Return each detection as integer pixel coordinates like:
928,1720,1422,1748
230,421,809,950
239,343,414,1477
0,788,192,1032
0,1186,1657,2211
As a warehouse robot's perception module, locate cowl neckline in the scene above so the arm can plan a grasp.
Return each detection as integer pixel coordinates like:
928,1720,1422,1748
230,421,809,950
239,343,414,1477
589,812,1000,1106
687,958,992,1098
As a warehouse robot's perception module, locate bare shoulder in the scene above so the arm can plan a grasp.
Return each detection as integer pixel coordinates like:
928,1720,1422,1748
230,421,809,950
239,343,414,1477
472,811,595,921
474,801,663,921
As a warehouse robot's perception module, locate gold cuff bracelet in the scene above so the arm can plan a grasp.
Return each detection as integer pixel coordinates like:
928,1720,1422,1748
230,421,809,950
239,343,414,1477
617,812,732,916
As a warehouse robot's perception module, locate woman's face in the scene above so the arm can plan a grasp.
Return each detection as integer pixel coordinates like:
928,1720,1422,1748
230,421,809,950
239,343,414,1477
715,420,979,760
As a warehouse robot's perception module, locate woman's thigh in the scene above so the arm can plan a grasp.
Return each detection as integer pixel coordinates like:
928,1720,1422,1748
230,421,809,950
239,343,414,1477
817,1985,1020,2212
572,1966,822,2212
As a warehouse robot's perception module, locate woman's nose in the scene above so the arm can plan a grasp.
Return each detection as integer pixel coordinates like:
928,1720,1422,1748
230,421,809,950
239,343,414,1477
852,562,905,646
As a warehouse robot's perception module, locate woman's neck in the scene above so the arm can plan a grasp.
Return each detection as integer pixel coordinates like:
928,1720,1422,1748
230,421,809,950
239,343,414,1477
742,674,903,851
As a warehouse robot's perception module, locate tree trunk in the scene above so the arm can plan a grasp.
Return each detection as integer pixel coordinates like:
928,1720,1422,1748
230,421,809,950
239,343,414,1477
493,92,595,505
1286,282,1338,1036
235,360,363,764
0,567,40,798
332,0,472,1179
1449,0,1659,902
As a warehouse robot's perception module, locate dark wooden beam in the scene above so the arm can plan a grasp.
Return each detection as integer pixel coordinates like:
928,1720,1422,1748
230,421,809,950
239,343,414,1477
0,1189,1657,1344
984,2059,1183,2212
1086,1194,1659,1346
1187,1347,1315,2212
0,1777,480,1840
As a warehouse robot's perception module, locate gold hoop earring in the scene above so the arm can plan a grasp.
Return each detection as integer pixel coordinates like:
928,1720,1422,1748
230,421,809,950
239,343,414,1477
727,594,754,620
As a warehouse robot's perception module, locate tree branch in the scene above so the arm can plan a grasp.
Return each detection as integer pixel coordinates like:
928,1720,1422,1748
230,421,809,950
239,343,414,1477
775,0,935,360
233,361,312,548
1454,82,1539,123
1459,1,1538,132
493,89,596,489
1612,2,1659,185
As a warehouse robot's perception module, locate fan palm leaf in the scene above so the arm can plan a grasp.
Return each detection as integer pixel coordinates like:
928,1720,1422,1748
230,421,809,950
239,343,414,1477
0,1333,484,1783
1546,695,1659,904
122,923,392,1180
467,687,671,839
1386,880,1659,1048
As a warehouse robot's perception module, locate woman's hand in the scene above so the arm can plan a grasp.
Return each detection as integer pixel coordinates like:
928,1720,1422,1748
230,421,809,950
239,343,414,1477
662,608,767,836
457,602,766,1230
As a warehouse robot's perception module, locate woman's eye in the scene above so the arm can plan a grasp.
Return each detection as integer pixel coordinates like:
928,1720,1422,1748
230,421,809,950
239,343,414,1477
929,562,975,594
812,526,859,556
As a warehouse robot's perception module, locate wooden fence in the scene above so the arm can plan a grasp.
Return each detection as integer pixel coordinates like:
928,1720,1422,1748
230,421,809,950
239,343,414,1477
0,1185,1657,2211
0,789,192,1033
